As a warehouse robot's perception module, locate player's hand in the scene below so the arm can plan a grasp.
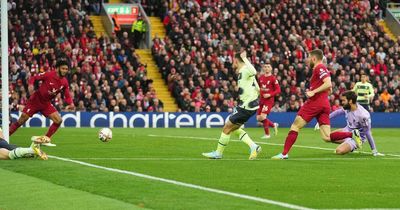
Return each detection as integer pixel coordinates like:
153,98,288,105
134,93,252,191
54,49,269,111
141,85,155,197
306,90,315,98
263,93,271,99
372,149,385,157
65,104,75,111
314,123,320,130
240,50,247,58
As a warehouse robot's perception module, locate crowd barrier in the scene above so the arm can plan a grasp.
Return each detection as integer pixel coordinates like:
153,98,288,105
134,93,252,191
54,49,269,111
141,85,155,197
10,112,400,128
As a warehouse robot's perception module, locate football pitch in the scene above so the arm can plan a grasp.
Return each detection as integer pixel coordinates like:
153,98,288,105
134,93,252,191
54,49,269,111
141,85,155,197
1,127,399,210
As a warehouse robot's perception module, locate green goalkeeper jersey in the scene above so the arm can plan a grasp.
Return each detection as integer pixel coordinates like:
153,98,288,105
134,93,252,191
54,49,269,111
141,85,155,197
237,57,260,110
352,82,374,105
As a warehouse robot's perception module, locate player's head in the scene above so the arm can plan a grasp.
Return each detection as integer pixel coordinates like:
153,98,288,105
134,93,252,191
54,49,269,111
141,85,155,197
233,52,244,69
361,74,368,83
340,91,357,110
308,49,324,69
56,59,70,77
262,63,272,74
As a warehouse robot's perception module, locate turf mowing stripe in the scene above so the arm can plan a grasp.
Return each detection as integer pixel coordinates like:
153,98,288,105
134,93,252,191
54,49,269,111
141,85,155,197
148,134,400,157
49,155,314,210
68,157,400,161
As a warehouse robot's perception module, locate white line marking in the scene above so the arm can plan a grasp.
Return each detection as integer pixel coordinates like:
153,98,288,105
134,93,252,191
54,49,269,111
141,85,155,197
49,155,314,210
148,134,400,158
68,157,400,161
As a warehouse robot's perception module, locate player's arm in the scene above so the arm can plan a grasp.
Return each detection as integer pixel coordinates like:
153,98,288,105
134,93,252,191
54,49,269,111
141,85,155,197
360,117,381,155
367,83,375,101
330,108,345,119
63,83,75,111
28,72,47,94
271,79,281,96
306,77,332,98
240,51,257,76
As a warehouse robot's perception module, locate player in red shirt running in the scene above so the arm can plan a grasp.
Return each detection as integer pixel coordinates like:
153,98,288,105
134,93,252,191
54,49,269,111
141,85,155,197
272,49,360,159
256,63,280,139
9,59,75,146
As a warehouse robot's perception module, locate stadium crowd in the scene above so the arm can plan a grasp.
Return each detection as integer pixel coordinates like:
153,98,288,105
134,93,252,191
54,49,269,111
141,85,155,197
7,0,163,113
152,0,400,112
5,0,400,113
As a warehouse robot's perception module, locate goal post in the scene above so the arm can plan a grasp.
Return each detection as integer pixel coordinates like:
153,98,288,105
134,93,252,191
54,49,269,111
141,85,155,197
1,0,9,141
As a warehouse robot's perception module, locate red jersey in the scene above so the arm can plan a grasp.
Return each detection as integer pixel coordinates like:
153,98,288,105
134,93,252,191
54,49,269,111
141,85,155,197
28,71,73,105
258,74,281,104
309,63,330,103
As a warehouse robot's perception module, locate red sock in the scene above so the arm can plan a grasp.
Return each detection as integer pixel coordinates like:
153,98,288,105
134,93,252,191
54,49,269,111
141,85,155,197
267,119,275,127
9,122,22,136
46,123,61,138
282,130,298,155
330,132,352,141
263,120,270,135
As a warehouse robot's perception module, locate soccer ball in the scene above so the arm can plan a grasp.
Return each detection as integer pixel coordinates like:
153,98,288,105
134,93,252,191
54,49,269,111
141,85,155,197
98,128,112,142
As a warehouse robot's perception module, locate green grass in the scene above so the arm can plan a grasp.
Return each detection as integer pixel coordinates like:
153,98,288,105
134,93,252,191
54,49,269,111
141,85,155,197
1,127,400,209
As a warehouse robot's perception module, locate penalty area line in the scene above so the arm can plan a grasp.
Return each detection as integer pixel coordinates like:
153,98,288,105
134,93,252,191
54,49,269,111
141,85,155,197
49,155,314,210
147,134,400,158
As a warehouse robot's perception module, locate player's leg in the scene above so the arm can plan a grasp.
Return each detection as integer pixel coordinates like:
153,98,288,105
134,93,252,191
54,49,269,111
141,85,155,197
328,129,346,144
203,107,260,159
319,124,331,142
9,112,30,136
283,115,307,153
335,138,357,155
0,148,11,160
218,120,241,155
230,108,261,159
0,138,18,150
256,111,270,139
45,109,63,139
9,96,39,136
272,115,307,159
231,126,262,160
7,144,48,160
202,119,240,159
264,103,278,136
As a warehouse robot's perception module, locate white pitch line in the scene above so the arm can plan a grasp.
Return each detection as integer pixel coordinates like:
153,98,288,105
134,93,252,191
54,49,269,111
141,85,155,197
147,134,400,158
49,155,314,210
68,157,400,161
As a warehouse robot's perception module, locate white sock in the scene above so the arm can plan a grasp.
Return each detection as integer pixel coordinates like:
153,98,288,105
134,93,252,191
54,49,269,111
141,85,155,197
8,147,34,159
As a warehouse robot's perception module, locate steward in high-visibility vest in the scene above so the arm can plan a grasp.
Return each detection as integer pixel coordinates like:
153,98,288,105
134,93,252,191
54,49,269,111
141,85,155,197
131,16,146,48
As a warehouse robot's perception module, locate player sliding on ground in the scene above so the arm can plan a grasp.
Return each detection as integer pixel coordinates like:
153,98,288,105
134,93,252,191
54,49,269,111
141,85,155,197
202,51,262,160
272,49,361,159
9,59,75,146
257,62,280,139
315,91,384,156
0,128,48,160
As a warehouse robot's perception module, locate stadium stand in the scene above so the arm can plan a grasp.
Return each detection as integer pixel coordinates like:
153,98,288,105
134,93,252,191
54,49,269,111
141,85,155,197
8,0,164,113
7,0,400,113
151,0,400,112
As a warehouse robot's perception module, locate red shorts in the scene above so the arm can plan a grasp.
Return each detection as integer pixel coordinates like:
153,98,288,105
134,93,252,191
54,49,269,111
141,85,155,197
22,93,57,117
257,101,273,115
297,101,330,125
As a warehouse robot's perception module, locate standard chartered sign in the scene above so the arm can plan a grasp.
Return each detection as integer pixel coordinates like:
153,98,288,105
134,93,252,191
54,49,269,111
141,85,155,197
10,112,234,128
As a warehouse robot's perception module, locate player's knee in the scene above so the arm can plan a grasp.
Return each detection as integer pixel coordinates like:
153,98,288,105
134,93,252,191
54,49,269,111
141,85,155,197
256,115,264,122
54,118,63,125
19,114,29,123
290,124,301,132
335,148,347,155
322,135,330,142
